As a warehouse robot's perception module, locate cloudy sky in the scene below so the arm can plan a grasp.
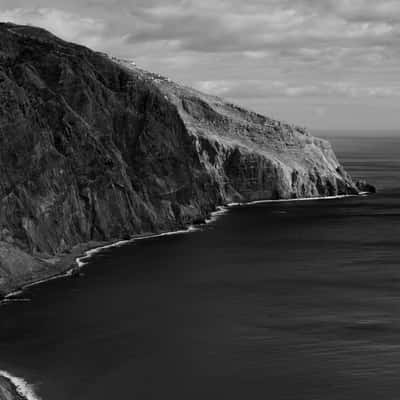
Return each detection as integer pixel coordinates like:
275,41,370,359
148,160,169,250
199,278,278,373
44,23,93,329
1,0,400,132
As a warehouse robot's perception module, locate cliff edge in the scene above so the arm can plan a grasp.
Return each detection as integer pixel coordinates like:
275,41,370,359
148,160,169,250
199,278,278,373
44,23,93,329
0,22,369,297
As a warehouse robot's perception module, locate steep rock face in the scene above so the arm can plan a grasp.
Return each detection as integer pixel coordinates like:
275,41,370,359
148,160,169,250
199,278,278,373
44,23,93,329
0,23,361,295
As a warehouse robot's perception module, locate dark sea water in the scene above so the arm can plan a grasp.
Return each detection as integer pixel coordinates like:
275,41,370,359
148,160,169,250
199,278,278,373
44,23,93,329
1,135,400,400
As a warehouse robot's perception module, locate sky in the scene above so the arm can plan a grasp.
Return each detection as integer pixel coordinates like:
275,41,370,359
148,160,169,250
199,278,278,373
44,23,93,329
1,0,399,132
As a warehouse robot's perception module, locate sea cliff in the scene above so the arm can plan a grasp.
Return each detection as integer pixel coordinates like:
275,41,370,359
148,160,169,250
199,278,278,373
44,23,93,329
0,22,370,298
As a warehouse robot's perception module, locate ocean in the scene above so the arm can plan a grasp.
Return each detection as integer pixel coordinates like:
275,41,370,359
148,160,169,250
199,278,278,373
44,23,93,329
0,135,399,400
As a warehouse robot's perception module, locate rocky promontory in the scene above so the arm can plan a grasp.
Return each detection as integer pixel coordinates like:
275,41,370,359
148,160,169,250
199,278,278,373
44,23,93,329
0,22,372,297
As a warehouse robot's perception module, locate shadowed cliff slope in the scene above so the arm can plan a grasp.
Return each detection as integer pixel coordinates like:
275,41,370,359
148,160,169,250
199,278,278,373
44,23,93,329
0,22,364,296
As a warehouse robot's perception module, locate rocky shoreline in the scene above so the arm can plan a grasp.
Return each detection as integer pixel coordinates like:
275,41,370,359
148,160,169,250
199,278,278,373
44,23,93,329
0,206,220,303
0,240,103,302
1,192,374,304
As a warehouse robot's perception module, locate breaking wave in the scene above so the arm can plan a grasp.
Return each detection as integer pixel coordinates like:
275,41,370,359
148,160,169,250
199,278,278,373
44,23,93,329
0,370,41,400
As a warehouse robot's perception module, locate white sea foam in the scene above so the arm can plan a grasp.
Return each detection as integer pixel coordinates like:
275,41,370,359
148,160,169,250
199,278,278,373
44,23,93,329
1,298,31,304
0,370,41,400
75,210,233,269
205,206,229,223
227,194,359,207
2,193,364,303
4,289,24,299
1,193,366,306
75,194,364,270
0,223,213,307
3,270,78,301
75,224,201,268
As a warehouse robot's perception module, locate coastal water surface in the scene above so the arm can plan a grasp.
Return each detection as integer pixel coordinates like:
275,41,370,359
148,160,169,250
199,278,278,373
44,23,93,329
0,135,399,400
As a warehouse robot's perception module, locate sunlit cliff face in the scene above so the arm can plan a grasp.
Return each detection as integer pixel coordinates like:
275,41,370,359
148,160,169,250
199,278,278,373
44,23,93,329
1,0,400,131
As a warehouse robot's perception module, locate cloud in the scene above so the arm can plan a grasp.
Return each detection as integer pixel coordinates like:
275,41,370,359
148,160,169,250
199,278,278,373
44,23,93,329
194,80,400,99
121,0,400,54
2,3,399,63
329,0,400,23
0,8,106,46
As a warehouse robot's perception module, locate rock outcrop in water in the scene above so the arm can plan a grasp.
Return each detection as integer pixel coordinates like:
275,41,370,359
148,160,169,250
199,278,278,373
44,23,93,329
0,22,370,297
356,180,377,194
